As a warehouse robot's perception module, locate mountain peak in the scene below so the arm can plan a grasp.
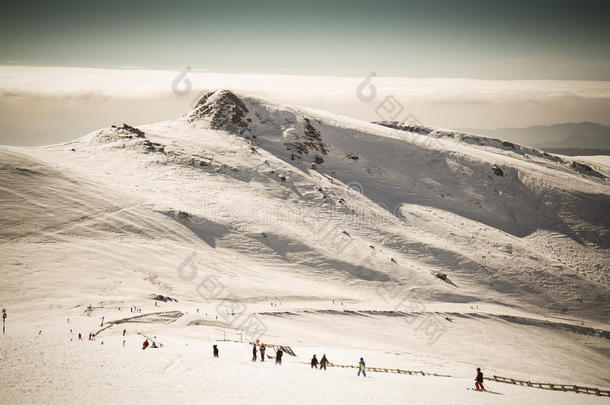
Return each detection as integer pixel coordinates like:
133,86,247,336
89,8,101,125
187,89,250,133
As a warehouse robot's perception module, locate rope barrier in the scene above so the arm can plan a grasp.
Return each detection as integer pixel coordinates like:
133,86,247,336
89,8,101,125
326,362,451,377
492,375,610,397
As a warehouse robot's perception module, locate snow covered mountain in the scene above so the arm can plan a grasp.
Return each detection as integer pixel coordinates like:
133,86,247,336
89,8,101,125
1,90,609,404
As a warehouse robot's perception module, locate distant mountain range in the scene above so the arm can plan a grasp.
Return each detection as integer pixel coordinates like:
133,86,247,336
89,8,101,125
461,122,610,156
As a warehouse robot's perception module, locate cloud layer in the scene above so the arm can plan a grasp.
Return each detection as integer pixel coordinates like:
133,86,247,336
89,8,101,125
1,65,610,145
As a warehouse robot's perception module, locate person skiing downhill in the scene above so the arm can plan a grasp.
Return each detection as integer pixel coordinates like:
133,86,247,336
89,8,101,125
357,358,366,377
275,348,283,365
475,368,485,391
260,344,266,361
142,340,149,350
320,354,329,370
311,355,318,369
213,345,219,358
252,343,257,362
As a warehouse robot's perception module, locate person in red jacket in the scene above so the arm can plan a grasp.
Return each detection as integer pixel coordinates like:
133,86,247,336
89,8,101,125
475,368,485,391
259,344,266,361
142,339,149,350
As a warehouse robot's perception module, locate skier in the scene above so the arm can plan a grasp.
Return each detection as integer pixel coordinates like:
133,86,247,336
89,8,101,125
213,345,219,358
123,328,126,336
275,348,283,365
320,354,329,370
142,339,149,350
311,355,318,369
78,333,82,340
260,344,266,361
252,343,257,362
475,367,485,391
357,357,366,377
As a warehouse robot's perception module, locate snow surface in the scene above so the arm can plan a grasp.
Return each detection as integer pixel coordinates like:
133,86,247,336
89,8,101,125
1,90,609,404
575,155,610,168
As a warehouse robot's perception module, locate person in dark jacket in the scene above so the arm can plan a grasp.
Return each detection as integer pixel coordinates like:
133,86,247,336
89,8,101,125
260,344,266,361
252,343,257,362
475,368,485,391
213,344,219,357
320,354,329,370
311,354,318,369
275,348,283,365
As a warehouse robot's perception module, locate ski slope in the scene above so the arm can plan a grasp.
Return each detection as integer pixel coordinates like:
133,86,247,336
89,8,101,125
1,90,609,404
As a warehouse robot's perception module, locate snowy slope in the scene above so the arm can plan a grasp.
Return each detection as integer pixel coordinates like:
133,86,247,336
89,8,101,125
576,155,610,168
1,90,609,404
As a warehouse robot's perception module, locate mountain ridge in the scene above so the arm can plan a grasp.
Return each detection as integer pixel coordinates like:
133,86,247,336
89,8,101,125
461,121,610,152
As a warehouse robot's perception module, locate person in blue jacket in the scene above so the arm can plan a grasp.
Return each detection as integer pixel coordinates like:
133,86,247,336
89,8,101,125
357,357,366,377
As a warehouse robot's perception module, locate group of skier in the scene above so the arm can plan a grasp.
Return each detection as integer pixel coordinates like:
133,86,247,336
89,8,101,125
141,339,159,349
313,351,484,389
61,307,488,392
236,342,487,390
248,342,282,364
66,315,487,391
310,354,330,370
69,321,486,390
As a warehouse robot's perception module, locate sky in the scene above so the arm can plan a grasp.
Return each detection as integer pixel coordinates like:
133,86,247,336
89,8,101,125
1,0,609,79
0,0,609,145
